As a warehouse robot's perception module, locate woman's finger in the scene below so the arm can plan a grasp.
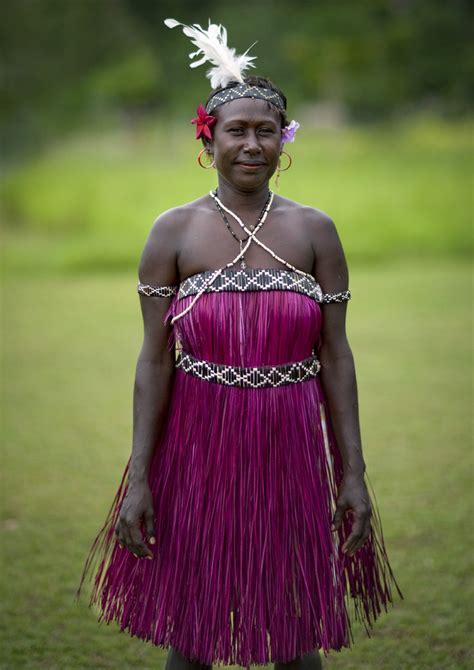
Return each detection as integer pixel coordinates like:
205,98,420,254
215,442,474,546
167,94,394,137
114,522,126,548
144,508,156,545
342,509,366,554
129,523,153,559
351,516,372,553
121,524,136,554
331,500,346,531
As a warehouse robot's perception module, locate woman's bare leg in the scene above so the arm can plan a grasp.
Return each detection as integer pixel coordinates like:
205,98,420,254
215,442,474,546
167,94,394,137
164,644,322,669
274,650,322,670
165,646,212,670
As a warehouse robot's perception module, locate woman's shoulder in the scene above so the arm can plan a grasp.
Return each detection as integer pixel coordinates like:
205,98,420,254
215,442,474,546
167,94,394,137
275,194,335,230
151,195,209,230
138,199,199,283
276,196,343,264
140,196,211,281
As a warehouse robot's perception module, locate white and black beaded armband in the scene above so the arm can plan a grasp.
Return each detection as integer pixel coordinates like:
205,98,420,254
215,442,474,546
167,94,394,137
321,289,352,304
137,282,178,297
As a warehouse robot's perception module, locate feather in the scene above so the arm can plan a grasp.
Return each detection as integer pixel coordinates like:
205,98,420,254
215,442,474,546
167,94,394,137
164,17,257,89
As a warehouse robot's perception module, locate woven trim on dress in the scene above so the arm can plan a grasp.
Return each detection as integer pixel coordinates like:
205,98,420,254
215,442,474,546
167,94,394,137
137,283,177,297
137,270,351,304
175,350,321,388
178,268,324,302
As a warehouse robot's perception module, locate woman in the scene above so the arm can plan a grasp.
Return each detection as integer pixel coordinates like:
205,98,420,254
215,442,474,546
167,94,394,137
77,20,402,670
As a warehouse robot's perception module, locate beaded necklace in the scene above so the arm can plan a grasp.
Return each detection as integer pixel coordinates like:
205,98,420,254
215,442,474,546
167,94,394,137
209,190,316,280
212,188,272,269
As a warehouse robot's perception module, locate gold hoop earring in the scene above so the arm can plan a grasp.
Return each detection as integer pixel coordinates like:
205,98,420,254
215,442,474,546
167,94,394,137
197,148,215,169
274,150,292,188
278,150,292,172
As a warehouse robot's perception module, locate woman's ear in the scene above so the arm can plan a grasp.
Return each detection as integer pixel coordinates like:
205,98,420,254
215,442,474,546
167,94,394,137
203,139,214,155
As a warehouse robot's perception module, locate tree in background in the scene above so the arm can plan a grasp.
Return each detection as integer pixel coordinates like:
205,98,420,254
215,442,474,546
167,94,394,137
1,0,472,159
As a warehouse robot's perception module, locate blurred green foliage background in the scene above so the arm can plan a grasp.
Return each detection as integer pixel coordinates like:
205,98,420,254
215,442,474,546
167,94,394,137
2,0,473,157
1,1,472,669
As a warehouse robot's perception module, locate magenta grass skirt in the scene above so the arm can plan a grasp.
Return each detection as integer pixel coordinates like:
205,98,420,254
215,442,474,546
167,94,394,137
77,289,402,667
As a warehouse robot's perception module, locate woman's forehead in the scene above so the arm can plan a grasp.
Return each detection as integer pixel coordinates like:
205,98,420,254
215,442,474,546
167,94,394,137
214,98,281,123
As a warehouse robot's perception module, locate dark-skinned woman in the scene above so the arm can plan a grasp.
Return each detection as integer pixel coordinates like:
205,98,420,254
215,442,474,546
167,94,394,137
77,18,402,670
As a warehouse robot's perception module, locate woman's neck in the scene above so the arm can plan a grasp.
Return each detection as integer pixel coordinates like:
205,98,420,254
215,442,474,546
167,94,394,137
214,179,272,217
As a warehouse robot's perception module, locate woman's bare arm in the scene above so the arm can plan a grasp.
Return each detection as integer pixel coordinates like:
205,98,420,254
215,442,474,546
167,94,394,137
115,211,180,558
308,209,372,556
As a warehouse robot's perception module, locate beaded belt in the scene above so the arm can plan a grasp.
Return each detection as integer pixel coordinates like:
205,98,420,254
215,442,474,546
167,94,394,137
175,350,321,388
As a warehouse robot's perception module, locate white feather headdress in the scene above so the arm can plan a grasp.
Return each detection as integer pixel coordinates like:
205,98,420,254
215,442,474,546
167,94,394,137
164,18,257,89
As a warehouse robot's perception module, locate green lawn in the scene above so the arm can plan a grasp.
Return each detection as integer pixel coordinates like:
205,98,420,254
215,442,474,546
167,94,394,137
1,258,472,669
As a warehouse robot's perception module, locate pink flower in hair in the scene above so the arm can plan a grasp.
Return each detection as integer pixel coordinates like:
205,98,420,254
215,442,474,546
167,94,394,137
191,103,217,140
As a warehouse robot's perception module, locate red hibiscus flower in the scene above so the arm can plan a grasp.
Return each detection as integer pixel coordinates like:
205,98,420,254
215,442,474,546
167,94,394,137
191,104,217,140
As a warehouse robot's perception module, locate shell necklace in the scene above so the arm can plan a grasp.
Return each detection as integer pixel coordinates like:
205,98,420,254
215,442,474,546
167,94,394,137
211,188,273,269
209,190,314,278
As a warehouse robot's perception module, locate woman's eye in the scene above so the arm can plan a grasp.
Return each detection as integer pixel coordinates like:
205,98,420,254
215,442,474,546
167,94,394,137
227,127,274,135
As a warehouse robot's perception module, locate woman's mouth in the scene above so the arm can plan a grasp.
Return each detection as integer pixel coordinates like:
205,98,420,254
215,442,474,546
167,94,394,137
237,162,266,170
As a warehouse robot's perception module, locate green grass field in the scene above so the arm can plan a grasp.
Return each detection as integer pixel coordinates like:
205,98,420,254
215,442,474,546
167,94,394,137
2,259,472,669
1,117,472,668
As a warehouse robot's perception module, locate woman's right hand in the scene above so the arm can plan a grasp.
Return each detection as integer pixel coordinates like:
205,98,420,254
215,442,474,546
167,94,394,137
114,481,156,559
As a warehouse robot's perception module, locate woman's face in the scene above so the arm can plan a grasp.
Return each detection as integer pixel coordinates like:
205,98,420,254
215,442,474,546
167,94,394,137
207,98,283,189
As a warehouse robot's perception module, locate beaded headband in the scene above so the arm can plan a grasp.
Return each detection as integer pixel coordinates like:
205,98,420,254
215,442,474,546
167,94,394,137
205,83,286,114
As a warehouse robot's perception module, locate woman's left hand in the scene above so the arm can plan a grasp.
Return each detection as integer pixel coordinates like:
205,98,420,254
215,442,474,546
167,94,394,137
331,473,372,555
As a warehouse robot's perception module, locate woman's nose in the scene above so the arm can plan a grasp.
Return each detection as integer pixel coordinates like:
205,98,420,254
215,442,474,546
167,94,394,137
243,133,262,153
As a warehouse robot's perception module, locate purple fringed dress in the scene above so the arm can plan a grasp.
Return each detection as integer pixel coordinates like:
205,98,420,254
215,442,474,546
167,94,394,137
77,267,402,668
